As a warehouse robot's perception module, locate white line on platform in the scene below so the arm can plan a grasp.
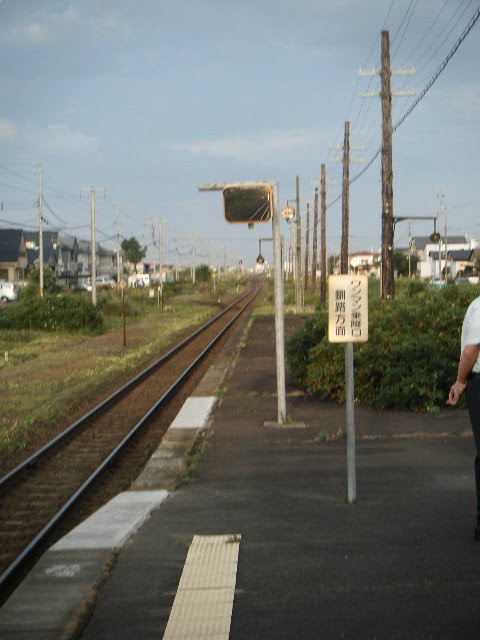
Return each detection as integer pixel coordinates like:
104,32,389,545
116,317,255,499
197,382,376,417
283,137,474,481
169,397,217,430
163,534,241,640
52,490,169,550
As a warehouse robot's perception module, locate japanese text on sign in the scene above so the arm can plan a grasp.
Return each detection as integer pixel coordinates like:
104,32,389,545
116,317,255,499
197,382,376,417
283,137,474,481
328,275,368,343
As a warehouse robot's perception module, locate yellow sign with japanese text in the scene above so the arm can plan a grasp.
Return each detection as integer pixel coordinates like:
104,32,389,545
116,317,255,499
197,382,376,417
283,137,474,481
328,275,369,343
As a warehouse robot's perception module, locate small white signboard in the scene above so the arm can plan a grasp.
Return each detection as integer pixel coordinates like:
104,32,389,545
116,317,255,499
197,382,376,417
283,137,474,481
328,275,369,343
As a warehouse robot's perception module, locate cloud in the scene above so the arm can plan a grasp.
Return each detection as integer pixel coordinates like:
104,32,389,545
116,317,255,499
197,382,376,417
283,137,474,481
23,23,51,44
31,124,100,156
0,118,17,138
7,6,79,45
172,129,326,162
450,86,480,117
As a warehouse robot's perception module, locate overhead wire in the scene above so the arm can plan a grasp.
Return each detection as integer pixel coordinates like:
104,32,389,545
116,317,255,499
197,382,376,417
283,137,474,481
41,196,68,226
392,6,480,134
391,0,417,50
327,4,480,209
327,0,397,186
398,0,450,68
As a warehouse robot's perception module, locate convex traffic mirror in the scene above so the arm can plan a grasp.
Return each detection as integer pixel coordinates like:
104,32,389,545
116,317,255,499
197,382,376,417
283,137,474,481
223,184,272,224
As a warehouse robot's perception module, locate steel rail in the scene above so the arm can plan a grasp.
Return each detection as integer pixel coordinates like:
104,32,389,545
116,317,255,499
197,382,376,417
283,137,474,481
0,289,258,589
0,288,254,489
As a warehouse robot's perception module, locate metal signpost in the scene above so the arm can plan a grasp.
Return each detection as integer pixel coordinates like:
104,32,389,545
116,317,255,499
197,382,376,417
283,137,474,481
328,274,369,503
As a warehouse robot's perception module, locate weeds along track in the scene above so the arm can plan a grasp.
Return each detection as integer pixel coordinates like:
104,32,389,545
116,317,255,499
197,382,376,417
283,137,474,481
0,287,260,597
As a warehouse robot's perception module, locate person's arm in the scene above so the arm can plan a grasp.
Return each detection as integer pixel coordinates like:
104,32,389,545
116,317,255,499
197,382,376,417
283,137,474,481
448,344,480,405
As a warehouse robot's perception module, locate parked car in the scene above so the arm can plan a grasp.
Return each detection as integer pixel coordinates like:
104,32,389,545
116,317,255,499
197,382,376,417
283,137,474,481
82,276,116,292
95,276,116,289
0,281,19,302
428,276,446,290
127,274,150,288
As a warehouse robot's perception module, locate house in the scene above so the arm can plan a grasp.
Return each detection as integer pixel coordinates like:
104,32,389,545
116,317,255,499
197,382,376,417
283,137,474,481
427,249,477,279
0,229,28,281
24,230,63,273
97,244,116,276
415,235,478,279
2,227,121,283
77,241,120,278
56,234,79,275
350,251,381,277
76,240,90,274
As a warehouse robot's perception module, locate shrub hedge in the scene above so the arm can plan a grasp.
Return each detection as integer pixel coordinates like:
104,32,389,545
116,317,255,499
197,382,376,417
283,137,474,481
286,281,480,412
0,294,105,334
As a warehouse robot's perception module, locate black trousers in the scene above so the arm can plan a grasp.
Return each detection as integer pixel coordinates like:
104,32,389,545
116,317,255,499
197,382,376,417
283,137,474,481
466,373,480,522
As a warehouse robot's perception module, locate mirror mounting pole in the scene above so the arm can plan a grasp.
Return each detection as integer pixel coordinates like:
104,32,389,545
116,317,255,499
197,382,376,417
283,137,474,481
271,182,287,424
198,180,287,425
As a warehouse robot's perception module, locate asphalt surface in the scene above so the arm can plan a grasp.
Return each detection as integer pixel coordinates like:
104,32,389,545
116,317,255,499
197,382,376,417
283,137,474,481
78,315,480,640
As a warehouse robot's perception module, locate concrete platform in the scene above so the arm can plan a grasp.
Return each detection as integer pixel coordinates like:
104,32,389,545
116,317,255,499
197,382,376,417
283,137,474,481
2,313,480,639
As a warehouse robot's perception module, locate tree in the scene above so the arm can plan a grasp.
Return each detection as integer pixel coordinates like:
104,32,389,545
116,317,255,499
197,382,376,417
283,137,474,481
195,264,212,283
393,251,418,277
22,262,57,300
121,237,146,273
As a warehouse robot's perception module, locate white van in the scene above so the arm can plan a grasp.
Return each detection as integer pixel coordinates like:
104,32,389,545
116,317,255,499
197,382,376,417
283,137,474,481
128,274,150,288
81,276,116,292
0,281,19,302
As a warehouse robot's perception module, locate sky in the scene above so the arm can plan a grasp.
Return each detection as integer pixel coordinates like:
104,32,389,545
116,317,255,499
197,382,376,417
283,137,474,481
0,0,479,269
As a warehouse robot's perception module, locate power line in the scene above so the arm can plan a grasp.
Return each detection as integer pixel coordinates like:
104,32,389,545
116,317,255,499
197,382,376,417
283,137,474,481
391,0,416,48
391,0,419,59
413,0,475,80
393,6,480,133
41,196,68,226
398,0,450,68
326,0,398,185
327,6,480,208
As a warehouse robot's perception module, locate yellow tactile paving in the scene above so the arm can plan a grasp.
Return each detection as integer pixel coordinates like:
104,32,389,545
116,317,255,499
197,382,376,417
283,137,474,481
162,534,241,640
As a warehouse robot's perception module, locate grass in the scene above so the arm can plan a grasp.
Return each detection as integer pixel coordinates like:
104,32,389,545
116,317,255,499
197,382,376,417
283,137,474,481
0,280,244,461
175,430,213,486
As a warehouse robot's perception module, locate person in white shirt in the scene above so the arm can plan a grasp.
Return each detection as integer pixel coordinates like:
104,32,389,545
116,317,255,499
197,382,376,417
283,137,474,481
448,295,480,541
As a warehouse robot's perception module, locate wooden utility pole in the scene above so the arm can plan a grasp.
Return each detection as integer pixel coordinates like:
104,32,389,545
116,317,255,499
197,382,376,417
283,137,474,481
341,122,350,275
150,218,156,281
189,234,196,284
174,226,179,281
295,175,303,309
288,225,294,280
34,162,44,297
311,188,319,289
381,30,395,298
114,198,121,285
358,30,414,297
304,201,310,290
320,164,327,303
408,221,412,279
81,185,104,306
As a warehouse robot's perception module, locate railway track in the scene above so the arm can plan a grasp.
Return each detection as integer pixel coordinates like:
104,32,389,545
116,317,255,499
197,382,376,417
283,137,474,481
0,286,260,597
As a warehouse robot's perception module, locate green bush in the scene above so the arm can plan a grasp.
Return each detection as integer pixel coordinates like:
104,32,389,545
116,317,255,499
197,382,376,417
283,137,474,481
22,263,58,300
286,312,328,385
195,264,212,283
0,294,105,334
287,281,480,411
